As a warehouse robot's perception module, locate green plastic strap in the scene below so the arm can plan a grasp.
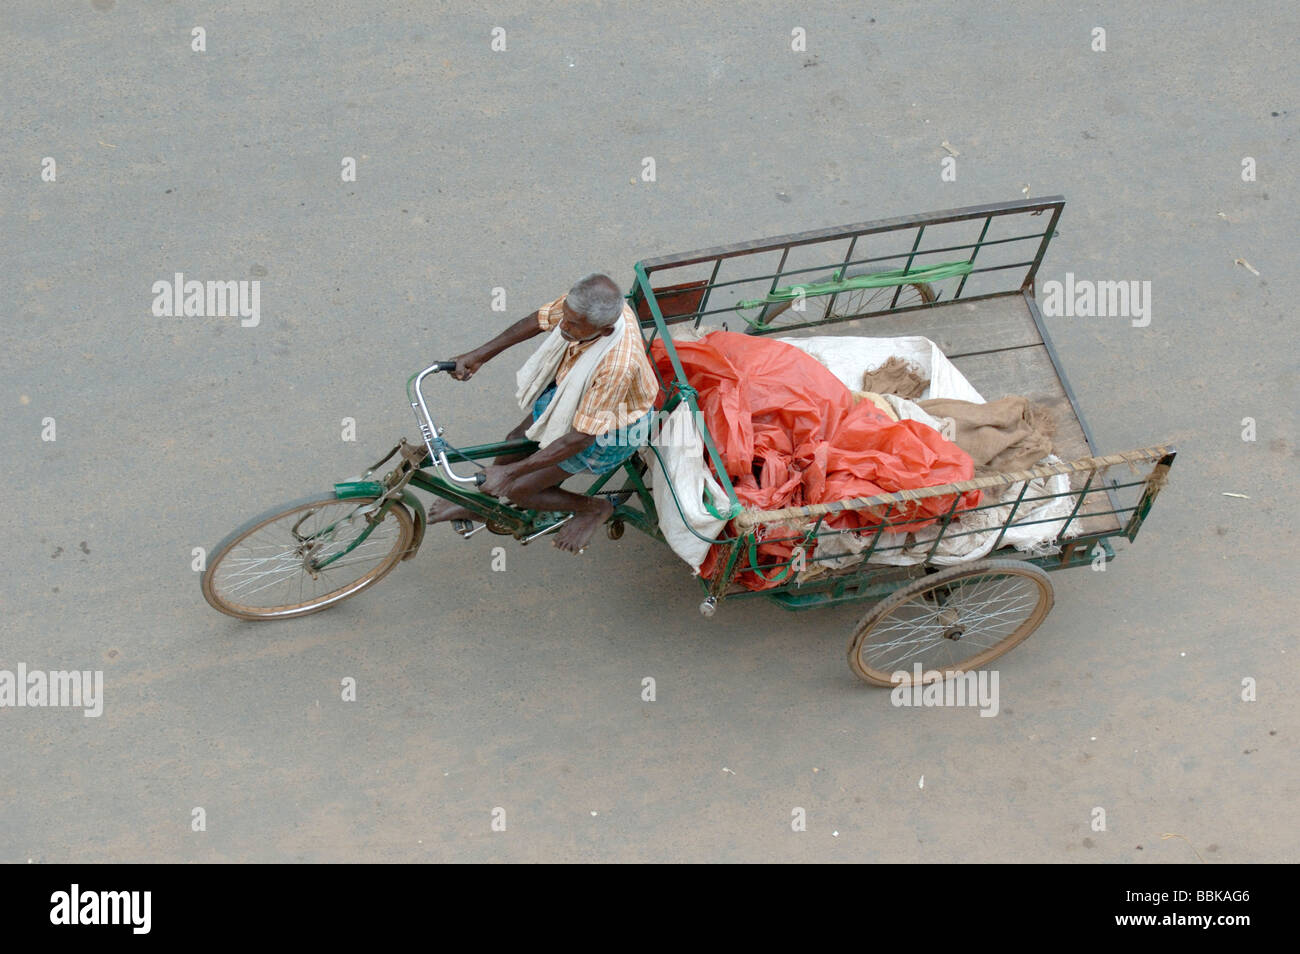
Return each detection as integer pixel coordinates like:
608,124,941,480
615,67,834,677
746,534,793,585
743,520,827,584
735,260,973,320
702,486,740,521
644,442,734,546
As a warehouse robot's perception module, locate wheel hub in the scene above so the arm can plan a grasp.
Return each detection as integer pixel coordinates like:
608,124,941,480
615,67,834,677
295,540,324,578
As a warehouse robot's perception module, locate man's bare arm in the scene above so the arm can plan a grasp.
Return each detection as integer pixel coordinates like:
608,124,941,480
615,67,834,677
448,311,543,381
480,427,597,496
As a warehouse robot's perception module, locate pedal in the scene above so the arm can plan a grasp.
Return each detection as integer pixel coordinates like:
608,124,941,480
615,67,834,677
450,519,477,537
520,513,574,544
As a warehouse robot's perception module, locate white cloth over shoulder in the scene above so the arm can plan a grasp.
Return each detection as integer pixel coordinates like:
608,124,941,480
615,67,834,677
641,404,729,573
515,313,626,447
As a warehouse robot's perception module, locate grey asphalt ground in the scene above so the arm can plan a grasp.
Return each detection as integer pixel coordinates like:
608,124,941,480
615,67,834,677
2,2,1296,863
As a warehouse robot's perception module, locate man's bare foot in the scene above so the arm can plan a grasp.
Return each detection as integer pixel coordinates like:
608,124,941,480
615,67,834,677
427,500,476,525
552,498,613,554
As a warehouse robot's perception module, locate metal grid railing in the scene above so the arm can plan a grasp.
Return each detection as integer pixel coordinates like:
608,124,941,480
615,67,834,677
714,446,1174,589
630,196,1065,335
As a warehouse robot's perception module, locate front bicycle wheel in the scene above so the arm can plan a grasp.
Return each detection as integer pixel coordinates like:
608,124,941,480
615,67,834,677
201,493,415,620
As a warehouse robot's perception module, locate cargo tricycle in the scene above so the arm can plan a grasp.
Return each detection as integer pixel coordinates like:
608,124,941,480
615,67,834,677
201,196,1174,686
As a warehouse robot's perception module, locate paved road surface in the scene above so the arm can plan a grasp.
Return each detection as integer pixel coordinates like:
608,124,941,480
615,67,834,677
2,1,1295,861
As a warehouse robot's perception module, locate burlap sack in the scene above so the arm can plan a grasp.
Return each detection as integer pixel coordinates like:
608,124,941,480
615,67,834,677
916,395,1055,473
860,356,929,399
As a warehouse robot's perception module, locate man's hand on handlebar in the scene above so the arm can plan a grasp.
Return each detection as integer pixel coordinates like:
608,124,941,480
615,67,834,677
479,463,516,497
447,352,484,381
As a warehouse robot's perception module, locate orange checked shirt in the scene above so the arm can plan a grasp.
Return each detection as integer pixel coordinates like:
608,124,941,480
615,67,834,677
536,295,660,436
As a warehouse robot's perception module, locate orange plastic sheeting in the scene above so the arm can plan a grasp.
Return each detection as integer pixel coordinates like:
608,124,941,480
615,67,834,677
650,332,981,589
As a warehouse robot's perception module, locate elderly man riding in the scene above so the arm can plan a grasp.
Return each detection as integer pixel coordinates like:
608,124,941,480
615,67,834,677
427,274,659,554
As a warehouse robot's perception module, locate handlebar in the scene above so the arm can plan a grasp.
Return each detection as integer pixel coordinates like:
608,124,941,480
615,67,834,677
408,361,486,486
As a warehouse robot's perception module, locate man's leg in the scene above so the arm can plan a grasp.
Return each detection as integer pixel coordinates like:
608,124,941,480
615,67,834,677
502,464,612,554
427,412,536,525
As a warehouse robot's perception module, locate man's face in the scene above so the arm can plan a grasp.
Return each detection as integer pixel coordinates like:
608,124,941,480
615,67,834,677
558,300,611,343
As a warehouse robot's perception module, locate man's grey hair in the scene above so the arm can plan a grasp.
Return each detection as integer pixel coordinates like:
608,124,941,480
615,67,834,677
566,273,623,327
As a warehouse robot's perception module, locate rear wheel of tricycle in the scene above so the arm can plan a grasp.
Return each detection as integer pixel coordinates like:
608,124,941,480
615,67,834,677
201,493,416,621
847,559,1053,687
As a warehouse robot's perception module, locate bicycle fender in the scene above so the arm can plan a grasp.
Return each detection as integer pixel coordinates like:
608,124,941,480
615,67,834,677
397,488,426,560
334,480,385,498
